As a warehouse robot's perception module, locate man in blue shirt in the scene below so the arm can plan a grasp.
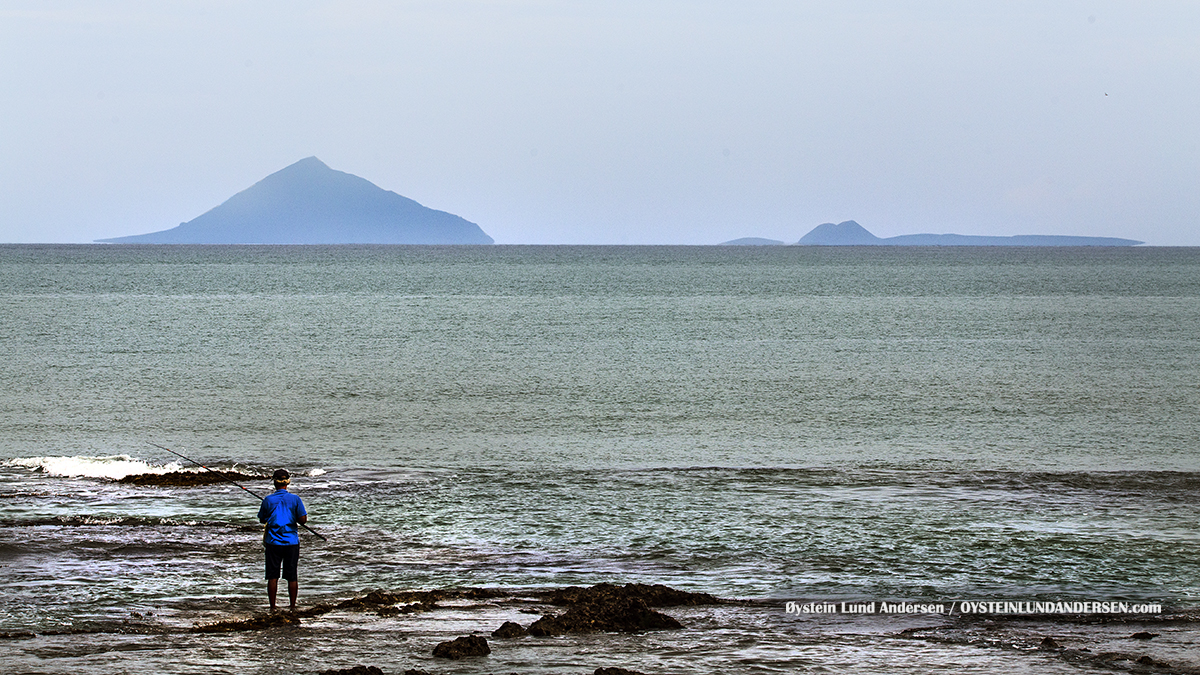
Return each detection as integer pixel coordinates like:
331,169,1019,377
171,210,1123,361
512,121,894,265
258,468,308,611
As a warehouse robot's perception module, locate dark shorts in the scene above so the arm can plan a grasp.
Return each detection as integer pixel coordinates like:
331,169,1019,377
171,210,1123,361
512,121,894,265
264,544,300,581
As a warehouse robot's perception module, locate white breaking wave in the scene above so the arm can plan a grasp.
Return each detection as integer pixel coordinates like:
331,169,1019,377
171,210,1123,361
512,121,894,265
4,455,324,481
3,455,187,480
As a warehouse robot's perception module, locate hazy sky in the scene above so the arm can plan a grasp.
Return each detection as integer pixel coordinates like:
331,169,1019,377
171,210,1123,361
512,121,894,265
2,1,1197,245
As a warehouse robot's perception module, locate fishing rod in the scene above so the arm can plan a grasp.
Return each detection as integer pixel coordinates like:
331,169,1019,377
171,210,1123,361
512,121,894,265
148,442,327,541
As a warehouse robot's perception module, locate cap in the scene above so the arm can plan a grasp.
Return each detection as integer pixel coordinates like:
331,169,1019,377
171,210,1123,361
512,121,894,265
272,468,291,483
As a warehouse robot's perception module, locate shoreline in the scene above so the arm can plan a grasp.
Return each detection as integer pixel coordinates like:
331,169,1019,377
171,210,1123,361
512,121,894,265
5,583,1197,674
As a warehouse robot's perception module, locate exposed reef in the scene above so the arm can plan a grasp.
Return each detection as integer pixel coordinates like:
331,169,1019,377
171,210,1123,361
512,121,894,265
191,611,300,633
432,635,490,659
188,583,717,637
119,471,268,487
523,583,719,636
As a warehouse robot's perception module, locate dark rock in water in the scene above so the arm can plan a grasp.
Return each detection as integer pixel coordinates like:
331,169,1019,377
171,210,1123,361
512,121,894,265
334,587,505,614
318,667,384,675
337,589,439,613
1129,631,1159,640
403,670,433,675
527,583,707,635
457,587,510,600
595,668,648,675
541,582,719,608
527,596,682,636
1040,637,1061,649
432,634,490,659
338,589,413,608
293,603,335,619
119,470,267,487
97,156,494,245
491,621,527,638
191,611,300,633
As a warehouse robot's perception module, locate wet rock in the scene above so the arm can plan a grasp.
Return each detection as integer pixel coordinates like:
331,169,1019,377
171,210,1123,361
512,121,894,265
492,621,528,638
1039,637,1061,649
1129,631,1159,640
318,667,384,675
294,603,335,619
528,596,682,636
525,582,708,635
595,668,647,675
377,602,433,617
432,634,490,659
403,670,433,675
337,590,440,612
119,471,267,487
543,583,718,608
458,587,510,600
191,612,300,633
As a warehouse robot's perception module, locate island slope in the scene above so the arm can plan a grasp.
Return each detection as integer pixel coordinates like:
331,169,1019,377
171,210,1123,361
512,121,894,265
98,157,493,245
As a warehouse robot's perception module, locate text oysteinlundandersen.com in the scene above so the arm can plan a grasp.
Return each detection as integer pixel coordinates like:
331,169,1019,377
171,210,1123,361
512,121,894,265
784,600,1164,615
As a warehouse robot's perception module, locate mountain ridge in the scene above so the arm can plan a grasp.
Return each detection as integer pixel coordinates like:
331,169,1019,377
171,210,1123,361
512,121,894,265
795,221,1142,246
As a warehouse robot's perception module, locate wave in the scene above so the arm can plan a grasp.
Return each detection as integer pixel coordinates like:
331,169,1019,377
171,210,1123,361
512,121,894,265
2,455,324,481
0,514,231,528
3,454,187,480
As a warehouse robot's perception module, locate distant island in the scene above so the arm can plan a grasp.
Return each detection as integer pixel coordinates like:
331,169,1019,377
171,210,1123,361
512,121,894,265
721,237,786,246
723,221,1143,246
793,221,1142,246
98,157,493,245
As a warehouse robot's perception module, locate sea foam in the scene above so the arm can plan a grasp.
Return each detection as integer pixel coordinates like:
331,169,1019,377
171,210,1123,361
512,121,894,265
3,455,325,481
3,455,185,480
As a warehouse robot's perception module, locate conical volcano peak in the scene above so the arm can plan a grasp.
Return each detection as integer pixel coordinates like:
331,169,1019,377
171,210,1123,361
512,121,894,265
275,156,332,175
98,158,493,244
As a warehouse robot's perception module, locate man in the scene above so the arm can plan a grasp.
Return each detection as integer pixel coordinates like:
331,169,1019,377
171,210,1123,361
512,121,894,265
258,468,308,611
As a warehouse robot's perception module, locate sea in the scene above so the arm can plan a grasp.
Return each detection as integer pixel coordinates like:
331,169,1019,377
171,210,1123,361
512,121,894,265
1,244,1197,675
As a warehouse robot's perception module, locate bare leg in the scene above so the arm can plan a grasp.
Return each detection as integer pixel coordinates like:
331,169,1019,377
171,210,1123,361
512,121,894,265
288,580,298,610
267,578,278,610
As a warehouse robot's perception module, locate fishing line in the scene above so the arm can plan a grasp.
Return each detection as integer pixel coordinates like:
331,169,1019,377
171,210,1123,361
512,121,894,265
148,442,327,541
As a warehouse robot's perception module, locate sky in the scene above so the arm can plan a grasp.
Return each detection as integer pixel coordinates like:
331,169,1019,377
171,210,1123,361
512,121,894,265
1,1,1197,245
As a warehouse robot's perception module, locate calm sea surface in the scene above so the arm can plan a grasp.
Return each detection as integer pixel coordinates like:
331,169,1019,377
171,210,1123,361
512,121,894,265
1,244,1198,674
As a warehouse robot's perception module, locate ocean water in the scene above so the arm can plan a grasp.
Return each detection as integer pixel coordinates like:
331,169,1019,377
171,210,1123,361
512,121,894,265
1,244,1198,674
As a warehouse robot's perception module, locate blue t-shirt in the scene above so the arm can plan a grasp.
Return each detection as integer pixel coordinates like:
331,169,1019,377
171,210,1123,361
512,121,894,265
258,489,307,546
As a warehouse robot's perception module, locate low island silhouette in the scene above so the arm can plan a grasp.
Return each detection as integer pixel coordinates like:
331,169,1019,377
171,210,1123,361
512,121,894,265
723,221,1143,246
98,157,493,245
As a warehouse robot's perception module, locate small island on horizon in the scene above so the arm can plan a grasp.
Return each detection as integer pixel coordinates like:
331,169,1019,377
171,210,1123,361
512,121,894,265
723,221,1144,247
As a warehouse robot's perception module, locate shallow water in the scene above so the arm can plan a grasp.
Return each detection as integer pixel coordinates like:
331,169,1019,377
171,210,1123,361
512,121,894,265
1,245,1198,673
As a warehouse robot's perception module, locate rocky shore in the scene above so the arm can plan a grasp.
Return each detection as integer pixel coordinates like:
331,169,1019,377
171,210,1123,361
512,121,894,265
192,583,721,636
118,470,269,487
189,583,723,673
179,584,1199,675
18,582,1193,674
